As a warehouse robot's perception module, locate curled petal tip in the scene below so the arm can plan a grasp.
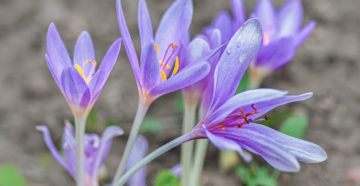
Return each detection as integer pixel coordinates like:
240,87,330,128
36,125,47,132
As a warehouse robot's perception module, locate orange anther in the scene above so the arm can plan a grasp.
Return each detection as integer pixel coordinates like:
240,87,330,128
221,123,226,131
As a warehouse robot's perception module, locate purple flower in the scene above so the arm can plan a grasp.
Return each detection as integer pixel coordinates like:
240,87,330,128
203,0,246,43
37,122,123,185
180,35,221,105
126,135,148,186
116,0,210,104
180,0,246,110
250,0,316,74
187,19,326,172
46,23,122,117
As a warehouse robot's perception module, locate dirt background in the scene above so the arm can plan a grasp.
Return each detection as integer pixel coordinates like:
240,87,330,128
0,0,359,185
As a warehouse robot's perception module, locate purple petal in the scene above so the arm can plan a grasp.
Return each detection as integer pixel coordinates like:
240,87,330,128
242,124,327,163
154,0,193,59
214,127,300,172
36,125,74,178
91,126,124,177
60,67,90,109
149,61,210,98
170,164,182,178
204,11,232,42
127,135,149,186
140,42,161,91
231,0,245,30
46,23,72,80
138,0,154,50
116,0,141,87
88,38,122,102
241,92,313,121
209,19,262,111
184,37,211,67
295,21,316,47
206,89,287,126
62,123,77,177
278,0,303,37
84,134,101,176
204,127,252,162
207,28,222,49
253,0,277,35
254,37,296,70
73,31,96,76
45,53,64,94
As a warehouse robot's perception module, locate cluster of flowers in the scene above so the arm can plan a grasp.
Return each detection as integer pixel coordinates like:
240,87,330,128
37,0,327,185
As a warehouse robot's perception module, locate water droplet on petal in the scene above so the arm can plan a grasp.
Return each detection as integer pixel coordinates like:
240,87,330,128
227,49,231,54
239,54,247,63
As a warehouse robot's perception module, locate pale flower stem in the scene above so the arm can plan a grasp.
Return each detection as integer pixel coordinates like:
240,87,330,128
113,100,149,183
113,133,194,186
180,102,197,186
190,139,209,186
188,107,207,186
75,116,87,186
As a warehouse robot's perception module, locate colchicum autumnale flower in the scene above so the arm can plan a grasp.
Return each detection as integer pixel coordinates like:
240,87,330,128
249,0,316,82
185,19,327,172
45,23,122,117
37,122,123,185
117,0,210,105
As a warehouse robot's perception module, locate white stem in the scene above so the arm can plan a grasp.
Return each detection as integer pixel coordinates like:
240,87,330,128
113,133,194,186
75,116,87,186
180,102,197,186
113,100,149,183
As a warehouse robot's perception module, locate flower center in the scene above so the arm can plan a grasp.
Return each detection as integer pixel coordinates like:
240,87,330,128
75,60,97,84
211,104,270,131
155,43,180,81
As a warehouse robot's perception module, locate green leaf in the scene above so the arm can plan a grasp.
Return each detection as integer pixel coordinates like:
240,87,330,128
236,164,279,186
279,115,309,139
257,110,294,127
253,167,278,186
86,109,98,131
106,120,123,128
0,165,26,186
174,92,184,114
141,117,164,133
154,169,179,186
236,71,250,93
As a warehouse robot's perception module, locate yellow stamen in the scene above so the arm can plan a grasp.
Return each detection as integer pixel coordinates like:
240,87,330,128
155,44,159,55
263,33,269,46
221,123,226,131
160,70,167,81
75,64,89,84
159,61,162,65
173,56,179,75
165,65,170,69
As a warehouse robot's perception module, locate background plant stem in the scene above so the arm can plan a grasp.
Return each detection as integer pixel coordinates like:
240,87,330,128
180,102,197,186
